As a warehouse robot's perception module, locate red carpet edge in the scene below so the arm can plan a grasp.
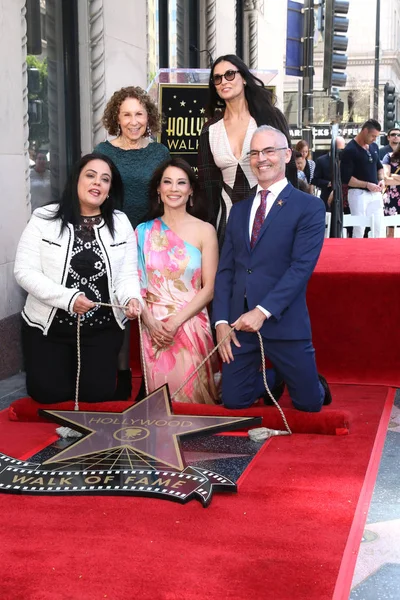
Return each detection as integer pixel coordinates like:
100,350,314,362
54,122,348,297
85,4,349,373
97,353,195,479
332,387,396,600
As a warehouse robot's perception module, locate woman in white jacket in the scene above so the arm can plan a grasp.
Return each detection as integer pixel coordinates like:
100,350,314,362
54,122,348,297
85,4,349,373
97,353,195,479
15,153,142,404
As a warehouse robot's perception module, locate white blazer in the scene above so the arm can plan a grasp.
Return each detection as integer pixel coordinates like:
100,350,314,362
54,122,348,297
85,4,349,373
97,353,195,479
14,205,142,334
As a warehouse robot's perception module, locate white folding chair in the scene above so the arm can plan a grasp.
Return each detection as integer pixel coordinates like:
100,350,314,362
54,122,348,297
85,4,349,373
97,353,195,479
383,215,400,237
324,212,331,238
342,214,375,238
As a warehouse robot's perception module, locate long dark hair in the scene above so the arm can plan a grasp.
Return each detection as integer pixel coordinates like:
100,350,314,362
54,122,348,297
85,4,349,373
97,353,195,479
145,158,207,221
48,153,124,237
206,55,290,138
206,54,296,185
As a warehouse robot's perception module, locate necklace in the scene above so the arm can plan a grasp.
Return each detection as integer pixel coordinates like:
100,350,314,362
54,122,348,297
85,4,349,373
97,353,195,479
79,214,102,229
119,135,148,151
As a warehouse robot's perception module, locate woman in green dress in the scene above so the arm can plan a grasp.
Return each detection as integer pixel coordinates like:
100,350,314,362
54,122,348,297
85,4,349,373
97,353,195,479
95,86,169,399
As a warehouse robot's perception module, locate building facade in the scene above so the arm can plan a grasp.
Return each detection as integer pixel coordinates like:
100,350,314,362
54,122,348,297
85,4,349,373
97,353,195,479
283,0,400,152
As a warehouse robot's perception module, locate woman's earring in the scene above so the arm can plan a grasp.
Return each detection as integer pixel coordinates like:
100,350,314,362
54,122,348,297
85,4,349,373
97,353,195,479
117,124,121,136
189,195,193,207
157,193,161,204
146,124,152,138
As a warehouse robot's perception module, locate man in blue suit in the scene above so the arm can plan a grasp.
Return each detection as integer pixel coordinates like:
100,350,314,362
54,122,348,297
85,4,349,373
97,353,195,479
213,125,331,412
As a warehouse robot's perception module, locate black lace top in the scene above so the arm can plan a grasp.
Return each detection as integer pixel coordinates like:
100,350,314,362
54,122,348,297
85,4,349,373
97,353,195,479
51,215,114,333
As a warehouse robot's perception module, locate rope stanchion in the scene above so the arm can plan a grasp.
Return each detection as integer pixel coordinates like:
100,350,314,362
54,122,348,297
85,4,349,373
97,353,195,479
74,315,82,411
73,302,292,437
137,313,149,397
74,301,138,411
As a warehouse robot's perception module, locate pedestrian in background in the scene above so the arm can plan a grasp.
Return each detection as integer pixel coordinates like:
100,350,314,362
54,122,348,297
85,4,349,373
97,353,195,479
340,119,385,238
313,136,345,210
379,127,400,160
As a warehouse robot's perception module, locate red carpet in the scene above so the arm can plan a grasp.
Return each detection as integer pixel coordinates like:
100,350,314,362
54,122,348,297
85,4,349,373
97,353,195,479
0,409,58,460
0,384,393,600
172,396,351,435
308,238,400,387
7,393,350,436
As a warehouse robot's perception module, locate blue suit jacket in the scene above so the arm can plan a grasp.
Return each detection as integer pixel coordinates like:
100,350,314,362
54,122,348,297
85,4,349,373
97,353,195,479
213,183,326,340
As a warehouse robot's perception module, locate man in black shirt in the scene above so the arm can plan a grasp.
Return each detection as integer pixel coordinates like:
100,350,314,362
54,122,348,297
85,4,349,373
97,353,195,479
340,119,384,238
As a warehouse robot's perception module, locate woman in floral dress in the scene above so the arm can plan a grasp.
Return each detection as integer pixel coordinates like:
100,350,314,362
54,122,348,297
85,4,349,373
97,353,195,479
382,145,400,216
136,158,220,403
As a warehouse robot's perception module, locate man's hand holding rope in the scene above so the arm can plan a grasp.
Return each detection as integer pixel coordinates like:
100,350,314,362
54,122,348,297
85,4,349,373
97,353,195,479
216,308,267,364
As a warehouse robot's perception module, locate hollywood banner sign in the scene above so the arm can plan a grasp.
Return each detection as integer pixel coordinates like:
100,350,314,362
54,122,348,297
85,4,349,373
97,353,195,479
159,83,209,170
0,386,260,507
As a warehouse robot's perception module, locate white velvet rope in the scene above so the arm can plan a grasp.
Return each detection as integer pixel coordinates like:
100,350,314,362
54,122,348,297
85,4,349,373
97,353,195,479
73,303,292,437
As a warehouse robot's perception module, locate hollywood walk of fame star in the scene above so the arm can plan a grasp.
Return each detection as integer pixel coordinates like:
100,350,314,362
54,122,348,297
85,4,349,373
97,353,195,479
40,385,260,471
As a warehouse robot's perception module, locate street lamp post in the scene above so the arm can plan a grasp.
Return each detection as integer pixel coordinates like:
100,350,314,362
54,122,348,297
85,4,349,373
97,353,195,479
302,0,314,148
373,0,380,120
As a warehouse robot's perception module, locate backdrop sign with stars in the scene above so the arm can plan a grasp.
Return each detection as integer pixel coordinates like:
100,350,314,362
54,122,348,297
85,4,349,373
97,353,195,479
159,84,209,169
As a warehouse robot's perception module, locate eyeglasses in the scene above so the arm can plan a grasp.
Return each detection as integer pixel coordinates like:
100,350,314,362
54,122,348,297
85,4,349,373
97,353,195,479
248,147,289,158
212,69,240,86
389,132,400,137
366,150,373,163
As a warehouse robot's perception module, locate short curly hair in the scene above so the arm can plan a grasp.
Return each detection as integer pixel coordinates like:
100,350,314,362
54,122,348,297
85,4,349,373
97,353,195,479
102,86,162,136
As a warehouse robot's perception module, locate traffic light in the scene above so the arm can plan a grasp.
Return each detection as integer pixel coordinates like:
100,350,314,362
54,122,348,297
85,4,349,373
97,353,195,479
384,83,396,132
323,0,349,90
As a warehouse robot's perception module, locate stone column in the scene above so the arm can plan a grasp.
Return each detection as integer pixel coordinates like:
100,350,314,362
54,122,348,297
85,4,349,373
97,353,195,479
176,0,186,68
89,0,106,147
205,0,217,67
21,0,30,211
243,0,259,68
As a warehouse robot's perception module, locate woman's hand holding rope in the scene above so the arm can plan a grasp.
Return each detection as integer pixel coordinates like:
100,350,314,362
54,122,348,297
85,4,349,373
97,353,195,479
73,294,95,315
124,298,141,320
73,295,141,319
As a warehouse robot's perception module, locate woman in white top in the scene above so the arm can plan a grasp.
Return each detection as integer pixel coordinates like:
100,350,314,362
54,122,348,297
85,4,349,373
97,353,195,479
198,54,297,246
14,153,142,404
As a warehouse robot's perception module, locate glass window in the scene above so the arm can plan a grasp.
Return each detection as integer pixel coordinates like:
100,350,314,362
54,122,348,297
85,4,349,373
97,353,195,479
283,91,299,125
26,0,80,212
284,88,370,127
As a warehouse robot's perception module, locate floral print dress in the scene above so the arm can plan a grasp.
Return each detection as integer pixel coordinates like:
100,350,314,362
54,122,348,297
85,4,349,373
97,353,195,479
382,152,400,215
136,218,220,404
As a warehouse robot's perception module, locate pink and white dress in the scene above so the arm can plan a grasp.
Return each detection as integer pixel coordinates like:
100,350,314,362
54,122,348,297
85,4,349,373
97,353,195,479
136,218,220,404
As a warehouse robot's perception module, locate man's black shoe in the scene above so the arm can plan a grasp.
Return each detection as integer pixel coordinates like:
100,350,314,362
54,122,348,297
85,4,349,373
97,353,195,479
319,374,332,406
263,380,285,406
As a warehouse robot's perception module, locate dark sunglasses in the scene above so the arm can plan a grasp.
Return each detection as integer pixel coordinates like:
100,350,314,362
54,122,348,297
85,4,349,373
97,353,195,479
366,150,373,163
212,69,240,86
389,132,400,137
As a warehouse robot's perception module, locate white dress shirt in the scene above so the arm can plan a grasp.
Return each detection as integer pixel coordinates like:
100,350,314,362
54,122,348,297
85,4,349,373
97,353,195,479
249,178,288,238
216,177,288,326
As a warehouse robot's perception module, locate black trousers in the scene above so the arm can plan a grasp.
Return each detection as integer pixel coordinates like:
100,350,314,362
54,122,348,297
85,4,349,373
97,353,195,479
22,321,124,404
